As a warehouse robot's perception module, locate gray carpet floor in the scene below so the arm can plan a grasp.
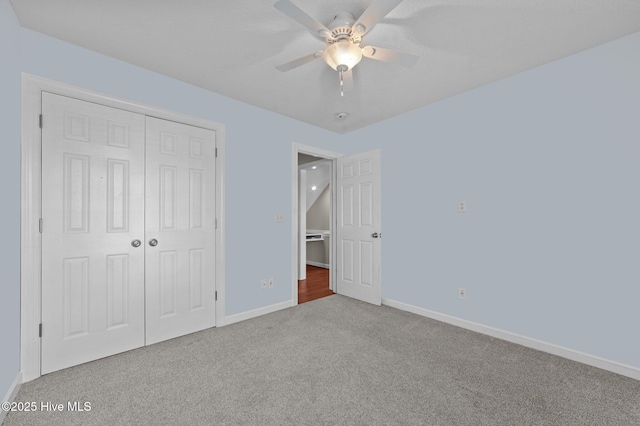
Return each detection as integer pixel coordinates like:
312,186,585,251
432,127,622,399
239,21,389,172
4,295,640,425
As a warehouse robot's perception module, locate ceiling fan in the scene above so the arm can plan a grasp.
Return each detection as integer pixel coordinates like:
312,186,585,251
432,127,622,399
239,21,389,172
274,0,419,96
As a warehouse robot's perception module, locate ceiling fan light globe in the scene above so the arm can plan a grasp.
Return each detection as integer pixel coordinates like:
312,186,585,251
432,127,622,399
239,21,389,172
324,40,362,71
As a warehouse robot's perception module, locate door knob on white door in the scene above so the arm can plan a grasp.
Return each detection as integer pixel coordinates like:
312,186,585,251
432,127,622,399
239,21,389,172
148,239,158,247
372,232,381,239
131,239,142,247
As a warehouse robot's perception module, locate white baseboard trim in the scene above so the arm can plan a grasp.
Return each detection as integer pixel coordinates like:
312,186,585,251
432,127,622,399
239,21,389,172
221,300,294,327
1,371,23,424
382,298,640,381
306,261,329,269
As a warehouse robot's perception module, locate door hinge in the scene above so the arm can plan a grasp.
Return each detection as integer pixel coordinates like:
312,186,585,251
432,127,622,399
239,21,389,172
215,218,217,230
39,323,42,338
39,114,43,129
39,219,43,233
215,291,218,301
215,147,218,158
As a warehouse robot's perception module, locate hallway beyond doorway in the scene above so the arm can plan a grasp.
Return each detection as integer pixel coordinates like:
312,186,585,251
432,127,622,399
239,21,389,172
298,265,333,304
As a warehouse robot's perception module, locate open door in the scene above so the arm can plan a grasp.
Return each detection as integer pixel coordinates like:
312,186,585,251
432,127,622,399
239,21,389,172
336,149,381,305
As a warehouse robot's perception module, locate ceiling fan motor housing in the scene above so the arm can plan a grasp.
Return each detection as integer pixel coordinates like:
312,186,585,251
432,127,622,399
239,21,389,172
326,12,361,44
324,12,363,71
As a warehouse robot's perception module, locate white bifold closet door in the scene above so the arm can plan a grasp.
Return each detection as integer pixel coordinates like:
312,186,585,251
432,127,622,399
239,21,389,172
41,93,146,374
144,117,216,345
41,93,216,374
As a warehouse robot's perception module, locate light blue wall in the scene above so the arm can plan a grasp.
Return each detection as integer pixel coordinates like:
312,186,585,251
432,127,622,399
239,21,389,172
2,2,639,404
0,0,22,400
323,31,640,368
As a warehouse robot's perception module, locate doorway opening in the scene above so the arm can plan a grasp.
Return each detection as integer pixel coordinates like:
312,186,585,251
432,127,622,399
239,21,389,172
298,154,333,304
291,144,342,306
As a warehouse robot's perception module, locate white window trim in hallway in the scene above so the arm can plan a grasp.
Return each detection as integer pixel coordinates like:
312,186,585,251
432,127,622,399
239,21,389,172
20,73,227,382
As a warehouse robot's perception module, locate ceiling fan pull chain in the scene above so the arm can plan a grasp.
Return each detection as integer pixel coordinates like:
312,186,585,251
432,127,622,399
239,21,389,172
339,68,344,97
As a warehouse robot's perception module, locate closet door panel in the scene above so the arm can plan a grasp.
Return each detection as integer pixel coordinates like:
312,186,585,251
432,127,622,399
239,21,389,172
145,117,216,344
41,92,146,374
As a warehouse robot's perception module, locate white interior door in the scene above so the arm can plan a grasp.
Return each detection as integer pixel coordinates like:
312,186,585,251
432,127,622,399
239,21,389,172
41,93,146,374
144,117,217,345
336,149,381,305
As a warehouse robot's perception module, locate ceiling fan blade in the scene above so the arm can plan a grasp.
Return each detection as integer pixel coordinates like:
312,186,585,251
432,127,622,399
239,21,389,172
276,51,323,72
274,0,331,39
352,0,404,36
361,46,419,68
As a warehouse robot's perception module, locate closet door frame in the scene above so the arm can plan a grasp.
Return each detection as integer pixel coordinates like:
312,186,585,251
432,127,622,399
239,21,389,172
20,73,227,382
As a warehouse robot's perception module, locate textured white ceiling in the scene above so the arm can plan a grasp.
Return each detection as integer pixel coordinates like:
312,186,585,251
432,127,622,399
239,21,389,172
10,0,640,133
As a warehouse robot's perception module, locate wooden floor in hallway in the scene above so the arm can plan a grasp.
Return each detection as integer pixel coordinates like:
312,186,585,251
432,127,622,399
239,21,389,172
298,265,334,304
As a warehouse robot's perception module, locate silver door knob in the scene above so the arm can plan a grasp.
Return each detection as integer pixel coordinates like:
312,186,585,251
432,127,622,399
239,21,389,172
148,239,158,247
131,239,141,248
372,232,381,239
